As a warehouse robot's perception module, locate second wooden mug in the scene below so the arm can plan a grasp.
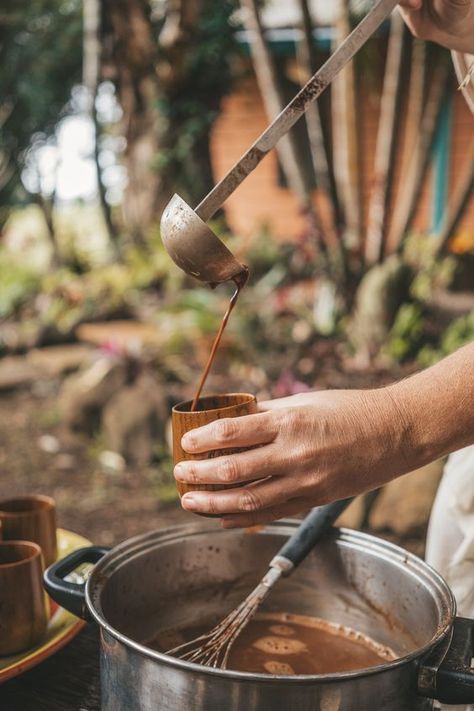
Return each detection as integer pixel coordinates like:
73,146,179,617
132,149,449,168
0,541,48,655
0,495,57,567
172,393,258,498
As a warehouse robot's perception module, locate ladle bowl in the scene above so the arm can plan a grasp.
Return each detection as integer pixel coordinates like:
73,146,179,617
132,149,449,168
160,194,246,285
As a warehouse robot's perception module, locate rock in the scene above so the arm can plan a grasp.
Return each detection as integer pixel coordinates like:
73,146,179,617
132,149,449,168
0,356,43,391
101,373,167,466
369,460,445,536
348,255,413,362
27,344,94,377
98,450,126,472
59,356,128,435
38,434,60,454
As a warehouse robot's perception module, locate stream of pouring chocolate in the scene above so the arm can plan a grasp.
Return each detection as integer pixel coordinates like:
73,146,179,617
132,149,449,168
191,268,249,412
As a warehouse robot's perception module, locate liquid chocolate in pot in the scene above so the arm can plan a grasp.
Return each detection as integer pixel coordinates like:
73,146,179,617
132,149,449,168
151,612,396,675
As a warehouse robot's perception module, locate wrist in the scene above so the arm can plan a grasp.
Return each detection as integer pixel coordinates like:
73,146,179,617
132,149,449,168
369,385,418,476
384,374,454,470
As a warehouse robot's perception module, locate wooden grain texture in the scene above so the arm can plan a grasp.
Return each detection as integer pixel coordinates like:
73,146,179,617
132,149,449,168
0,542,48,656
0,495,57,568
0,626,101,711
172,393,257,497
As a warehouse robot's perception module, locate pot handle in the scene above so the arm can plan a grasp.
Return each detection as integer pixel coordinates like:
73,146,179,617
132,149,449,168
418,617,474,704
44,546,109,621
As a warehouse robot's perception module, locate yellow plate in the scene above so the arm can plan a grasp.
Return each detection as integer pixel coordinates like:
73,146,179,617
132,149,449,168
0,528,92,683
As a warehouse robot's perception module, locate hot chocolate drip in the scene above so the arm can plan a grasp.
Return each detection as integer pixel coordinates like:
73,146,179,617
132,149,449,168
191,267,249,412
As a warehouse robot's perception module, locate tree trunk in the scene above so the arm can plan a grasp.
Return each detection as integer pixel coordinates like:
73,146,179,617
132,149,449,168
102,0,223,241
102,0,165,242
83,0,120,252
37,191,61,268
365,13,405,265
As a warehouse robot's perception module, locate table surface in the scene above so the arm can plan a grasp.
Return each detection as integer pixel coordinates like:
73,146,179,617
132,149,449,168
0,625,101,711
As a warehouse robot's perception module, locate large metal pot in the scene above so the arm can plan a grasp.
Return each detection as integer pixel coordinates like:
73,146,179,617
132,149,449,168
44,521,474,710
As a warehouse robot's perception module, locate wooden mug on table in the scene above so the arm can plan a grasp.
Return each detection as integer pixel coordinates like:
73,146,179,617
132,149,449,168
0,541,48,656
0,495,57,567
172,393,258,498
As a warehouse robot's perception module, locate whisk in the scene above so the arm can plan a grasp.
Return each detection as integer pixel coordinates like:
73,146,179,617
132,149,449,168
167,498,353,669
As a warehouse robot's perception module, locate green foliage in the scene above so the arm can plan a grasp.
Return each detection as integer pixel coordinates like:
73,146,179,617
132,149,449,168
0,0,83,217
0,251,41,318
418,312,474,367
385,303,425,362
37,250,169,333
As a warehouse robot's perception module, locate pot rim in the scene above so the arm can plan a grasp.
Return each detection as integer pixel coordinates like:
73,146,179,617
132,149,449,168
85,521,456,683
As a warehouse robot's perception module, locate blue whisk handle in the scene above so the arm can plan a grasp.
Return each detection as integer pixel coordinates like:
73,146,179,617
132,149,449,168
270,498,354,573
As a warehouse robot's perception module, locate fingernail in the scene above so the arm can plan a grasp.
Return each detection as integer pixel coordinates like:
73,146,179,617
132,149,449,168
181,434,192,450
174,464,184,480
182,494,198,511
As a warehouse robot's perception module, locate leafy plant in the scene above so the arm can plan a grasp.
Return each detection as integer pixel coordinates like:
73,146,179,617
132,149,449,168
385,302,425,362
418,312,474,367
0,252,41,318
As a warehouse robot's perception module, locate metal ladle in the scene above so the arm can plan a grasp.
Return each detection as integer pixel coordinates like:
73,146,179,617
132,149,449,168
160,0,399,285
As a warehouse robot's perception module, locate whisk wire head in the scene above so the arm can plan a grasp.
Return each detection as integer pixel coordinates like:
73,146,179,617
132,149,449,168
166,567,282,669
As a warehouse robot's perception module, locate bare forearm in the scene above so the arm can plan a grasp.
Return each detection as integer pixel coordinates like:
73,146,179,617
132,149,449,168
388,342,474,469
174,343,474,526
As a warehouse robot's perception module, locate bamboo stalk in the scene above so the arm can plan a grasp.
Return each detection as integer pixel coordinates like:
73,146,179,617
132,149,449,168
392,58,450,253
331,0,364,252
240,0,332,264
436,139,474,255
365,12,405,265
297,0,342,226
296,0,349,283
386,37,426,254
240,0,311,208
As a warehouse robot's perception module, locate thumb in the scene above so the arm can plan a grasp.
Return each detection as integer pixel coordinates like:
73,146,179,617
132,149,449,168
436,0,472,25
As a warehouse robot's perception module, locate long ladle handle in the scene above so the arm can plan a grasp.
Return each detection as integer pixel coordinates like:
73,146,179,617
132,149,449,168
195,0,398,223
270,498,354,574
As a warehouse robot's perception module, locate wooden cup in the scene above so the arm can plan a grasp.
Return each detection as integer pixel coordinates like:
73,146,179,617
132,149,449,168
0,495,57,568
172,393,258,498
0,541,48,656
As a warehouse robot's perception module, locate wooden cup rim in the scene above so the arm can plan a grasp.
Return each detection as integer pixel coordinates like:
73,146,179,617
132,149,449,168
173,392,256,415
0,494,56,518
0,540,43,569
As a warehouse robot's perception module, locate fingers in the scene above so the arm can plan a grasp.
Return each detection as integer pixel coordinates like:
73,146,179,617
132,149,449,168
181,411,278,454
180,475,306,516
175,445,286,486
221,496,322,529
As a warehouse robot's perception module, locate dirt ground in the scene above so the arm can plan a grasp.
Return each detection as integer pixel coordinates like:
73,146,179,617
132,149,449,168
0,388,189,547
0,352,426,553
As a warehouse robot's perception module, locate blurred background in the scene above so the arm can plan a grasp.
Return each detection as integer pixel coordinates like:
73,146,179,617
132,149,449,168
0,0,472,552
